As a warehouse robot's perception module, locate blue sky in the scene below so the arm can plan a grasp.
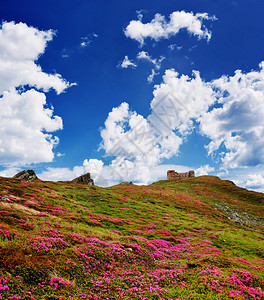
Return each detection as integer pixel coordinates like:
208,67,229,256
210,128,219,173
1,0,264,191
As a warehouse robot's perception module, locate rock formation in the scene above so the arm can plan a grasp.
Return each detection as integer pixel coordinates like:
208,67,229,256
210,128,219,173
13,170,38,182
167,170,195,180
71,173,94,185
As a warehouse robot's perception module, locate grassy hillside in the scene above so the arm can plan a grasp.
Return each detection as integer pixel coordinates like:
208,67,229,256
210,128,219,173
0,175,263,299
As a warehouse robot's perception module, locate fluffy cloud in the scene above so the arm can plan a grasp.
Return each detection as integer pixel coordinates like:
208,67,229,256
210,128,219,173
195,165,215,176
0,60,71,95
92,63,264,186
100,102,177,165
36,159,116,186
119,56,137,69
37,159,104,182
0,21,54,61
95,68,215,184
148,69,215,136
97,101,184,184
0,89,62,165
0,166,21,177
0,22,71,94
245,174,264,190
84,70,215,185
215,166,264,192
0,21,72,166
200,62,264,169
146,62,264,172
124,11,216,46
83,159,105,184
38,166,85,182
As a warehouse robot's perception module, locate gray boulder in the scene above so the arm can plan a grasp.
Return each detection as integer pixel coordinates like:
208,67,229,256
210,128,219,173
13,170,38,182
71,173,94,185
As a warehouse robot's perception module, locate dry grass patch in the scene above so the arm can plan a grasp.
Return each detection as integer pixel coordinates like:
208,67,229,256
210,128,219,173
0,202,41,215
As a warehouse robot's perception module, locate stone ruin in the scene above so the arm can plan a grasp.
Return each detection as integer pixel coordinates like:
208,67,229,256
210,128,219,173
71,172,94,185
167,170,195,180
13,170,38,182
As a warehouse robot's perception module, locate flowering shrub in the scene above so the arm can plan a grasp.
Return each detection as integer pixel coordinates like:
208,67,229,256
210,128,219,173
49,277,72,290
30,237,70,253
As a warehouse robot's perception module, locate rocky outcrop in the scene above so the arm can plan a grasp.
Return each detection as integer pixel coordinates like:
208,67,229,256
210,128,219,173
214,203,263,231
71,173,94,185
13,170,38,182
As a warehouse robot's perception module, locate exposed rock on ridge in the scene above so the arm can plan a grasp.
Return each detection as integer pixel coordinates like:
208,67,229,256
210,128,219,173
13,170,38,182
71,173,94,185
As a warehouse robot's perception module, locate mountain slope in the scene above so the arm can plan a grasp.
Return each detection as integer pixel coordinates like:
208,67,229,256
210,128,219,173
0,176,263,299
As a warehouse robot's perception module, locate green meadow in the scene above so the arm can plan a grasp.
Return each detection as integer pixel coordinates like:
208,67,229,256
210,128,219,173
0,175,263,299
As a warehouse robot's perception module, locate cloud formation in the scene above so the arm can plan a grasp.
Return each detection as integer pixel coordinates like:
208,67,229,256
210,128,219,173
34,61,264,188
0,21,53,61
195,165,215,176
148,69,214,136
147,69,158,83
95,101,183,184
144,63,264,172
136,51,165,82
87,62,264,186
0,89,62,165
0,21,72,166
200,62,264,169
120,51,165,82
119,56,137,69
245,174,264,190
124,11,216,46
93,69,215,185
80,33,98,47
137,51,164,69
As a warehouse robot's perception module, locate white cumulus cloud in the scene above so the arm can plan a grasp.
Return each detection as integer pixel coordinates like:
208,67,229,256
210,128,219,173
36,57,264,189
0,167,21,178
97,101,184,184
91,63,264,186
245,174,264,189
200,62,264,169
0,21,54,61
148,69,215,136
0,89,62,166
124,11,216,46
0,21,72,167
44,61,264,188
195,165,215,176
74,69,214,186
